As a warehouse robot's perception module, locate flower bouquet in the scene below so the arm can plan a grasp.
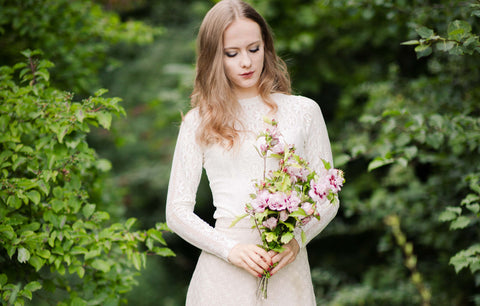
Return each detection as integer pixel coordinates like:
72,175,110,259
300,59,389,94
231,118,344,299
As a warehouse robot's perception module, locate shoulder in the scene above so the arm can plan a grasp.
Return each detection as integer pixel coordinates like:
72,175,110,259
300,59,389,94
271,93,321,114
181,107,201,128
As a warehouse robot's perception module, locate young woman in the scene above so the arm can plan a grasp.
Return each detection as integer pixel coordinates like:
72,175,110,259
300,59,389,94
165,0,338,304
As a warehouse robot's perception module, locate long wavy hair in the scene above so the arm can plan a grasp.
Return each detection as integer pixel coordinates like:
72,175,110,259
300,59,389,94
191,0,291,148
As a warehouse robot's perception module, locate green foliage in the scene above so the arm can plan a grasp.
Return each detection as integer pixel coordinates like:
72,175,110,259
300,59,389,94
0,51,173,305
0,0,162,93
403,19,480,58
68,0,480,304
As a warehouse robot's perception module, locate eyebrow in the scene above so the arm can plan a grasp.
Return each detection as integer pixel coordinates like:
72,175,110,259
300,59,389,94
223,40,262,51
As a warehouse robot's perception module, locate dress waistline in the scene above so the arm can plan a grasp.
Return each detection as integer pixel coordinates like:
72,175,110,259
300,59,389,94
215,217,253,229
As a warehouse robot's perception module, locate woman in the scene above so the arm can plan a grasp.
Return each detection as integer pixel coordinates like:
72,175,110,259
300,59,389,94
165,0,338,305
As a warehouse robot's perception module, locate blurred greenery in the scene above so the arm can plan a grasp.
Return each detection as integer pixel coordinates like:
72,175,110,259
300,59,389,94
1,0,479,305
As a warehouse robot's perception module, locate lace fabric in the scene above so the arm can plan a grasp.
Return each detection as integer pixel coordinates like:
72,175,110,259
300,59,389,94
165,93,339,304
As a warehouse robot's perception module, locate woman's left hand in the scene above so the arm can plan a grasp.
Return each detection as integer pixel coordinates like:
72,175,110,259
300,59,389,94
267,238,300,276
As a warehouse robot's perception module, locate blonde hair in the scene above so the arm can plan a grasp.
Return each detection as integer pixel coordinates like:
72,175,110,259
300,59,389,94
191,0,291,148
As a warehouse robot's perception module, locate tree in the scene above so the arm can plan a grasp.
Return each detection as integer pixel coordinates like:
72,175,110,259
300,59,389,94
0,51,174,305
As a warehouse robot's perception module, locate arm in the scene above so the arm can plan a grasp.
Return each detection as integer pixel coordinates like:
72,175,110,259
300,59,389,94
270,98,338,274
294,98,339,248
165,110,237,261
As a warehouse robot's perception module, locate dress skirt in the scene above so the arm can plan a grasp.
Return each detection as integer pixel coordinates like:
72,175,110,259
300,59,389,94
185,218,316,306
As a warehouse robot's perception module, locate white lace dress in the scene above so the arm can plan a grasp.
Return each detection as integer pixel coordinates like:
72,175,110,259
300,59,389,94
166,93,338,306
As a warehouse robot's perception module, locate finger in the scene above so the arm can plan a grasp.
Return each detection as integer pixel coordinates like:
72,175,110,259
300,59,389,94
244,255,267,276
252,246,273,265
251,251,272,271
270,249,296,275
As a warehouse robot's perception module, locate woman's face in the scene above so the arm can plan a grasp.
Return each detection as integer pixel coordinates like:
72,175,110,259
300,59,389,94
223,18,264,99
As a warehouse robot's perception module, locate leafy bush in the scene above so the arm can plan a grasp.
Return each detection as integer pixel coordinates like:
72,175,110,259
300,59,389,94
0,0,162,93
0,50,173,306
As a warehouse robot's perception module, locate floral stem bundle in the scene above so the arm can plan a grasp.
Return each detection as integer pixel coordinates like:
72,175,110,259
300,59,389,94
231,118,345,300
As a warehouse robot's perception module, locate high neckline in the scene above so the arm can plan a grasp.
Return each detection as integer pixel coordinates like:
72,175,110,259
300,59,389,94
238,95,261,103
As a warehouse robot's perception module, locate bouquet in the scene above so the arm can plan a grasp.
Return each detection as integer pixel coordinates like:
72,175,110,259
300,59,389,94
231,118,344,299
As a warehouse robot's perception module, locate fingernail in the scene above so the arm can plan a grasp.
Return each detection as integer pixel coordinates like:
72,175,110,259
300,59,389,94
258,274,262,278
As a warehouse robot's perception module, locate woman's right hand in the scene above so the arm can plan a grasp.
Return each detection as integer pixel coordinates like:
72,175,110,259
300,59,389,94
227,244,273,278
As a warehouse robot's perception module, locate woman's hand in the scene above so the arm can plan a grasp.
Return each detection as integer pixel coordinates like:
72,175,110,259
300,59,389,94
228,244,273,278
268,238,300,276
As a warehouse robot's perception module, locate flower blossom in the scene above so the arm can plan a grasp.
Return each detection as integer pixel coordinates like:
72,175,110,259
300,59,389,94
255,136,268,156
301,202,315,215
328,169,344,193
251,189,270,213
279,210,289,222
286,164,310,183
263,217,278,230
308,178,329,204
286,191,301,212
267,192,287,211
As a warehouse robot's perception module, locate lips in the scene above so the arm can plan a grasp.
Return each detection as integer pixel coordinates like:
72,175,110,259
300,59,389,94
240,71,255,78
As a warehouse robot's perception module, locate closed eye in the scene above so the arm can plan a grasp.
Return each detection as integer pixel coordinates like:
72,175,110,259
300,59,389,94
249,46,260,53
225,52,237,58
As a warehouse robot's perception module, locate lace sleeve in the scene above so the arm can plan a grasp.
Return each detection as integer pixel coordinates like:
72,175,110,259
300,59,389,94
295,98,339,248
165,110,238,261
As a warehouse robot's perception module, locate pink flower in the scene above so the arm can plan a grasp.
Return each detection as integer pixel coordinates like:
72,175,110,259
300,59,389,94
263,217,278,230
301,202,315,215
267,192,287,211
271,142,285,155
308,179,329,203
251,189,270,213
286,165,310,183
255,136,268,155
279,210,289,222
286,191,301,212
328,169,344,193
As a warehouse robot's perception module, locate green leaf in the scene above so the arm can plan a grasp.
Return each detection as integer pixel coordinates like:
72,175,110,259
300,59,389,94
414,44,432,59
17,247,30,263
125,218,136,230
416,26,435,39
26,190,41,205
368,157,395,171
229,213,249,228
438,210,458,222
7,195,22,209
148,229,167,245
0,274,7,286
96,111,112,129
0,225,16,240
448,20,472,41
51,199,64,213
280,232,294,244
401,40,420,46
132,252,142,271
29,256,45,272
82,204,96,219
36,249,51,259
24,281,41,293
301,230,306,244
450,216,471,230
91,259,112,273
436,40,456,52
152,247,175,257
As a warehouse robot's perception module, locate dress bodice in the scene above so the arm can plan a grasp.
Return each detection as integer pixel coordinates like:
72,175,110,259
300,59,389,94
165,93,338,261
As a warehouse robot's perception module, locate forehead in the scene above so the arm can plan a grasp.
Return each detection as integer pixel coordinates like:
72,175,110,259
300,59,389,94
223,18,262,48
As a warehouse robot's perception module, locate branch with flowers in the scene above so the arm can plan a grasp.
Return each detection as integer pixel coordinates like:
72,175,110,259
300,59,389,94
230,117,344,299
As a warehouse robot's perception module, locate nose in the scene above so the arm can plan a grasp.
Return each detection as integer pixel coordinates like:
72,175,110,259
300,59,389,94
240,52,252,68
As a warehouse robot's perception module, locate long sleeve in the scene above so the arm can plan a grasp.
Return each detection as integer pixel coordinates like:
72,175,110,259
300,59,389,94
165,110,238,261
295,99,339,248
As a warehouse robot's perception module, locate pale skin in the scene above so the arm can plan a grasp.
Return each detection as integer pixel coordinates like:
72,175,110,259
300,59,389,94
223,17,300,278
